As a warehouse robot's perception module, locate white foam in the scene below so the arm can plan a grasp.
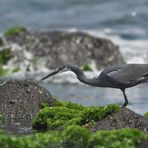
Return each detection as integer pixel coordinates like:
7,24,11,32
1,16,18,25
78,29,148,64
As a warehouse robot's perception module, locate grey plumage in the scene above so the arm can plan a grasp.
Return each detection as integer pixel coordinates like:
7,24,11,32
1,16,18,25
41,64,148,107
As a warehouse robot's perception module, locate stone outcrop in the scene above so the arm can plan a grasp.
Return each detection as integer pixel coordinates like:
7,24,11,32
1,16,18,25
0,80,55,121
90,107,148,134
4,31,124,70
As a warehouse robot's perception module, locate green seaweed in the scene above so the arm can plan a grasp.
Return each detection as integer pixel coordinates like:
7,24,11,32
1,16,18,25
0,48,11,65
0,115,5,126
0,131,62,148
88,128,148,148
55,100,86,110
0,126,147,148
80,104,120,125
11,66,21,73
0,66,8,76
82,64,93,71
33,100,120,130
4,26,27,37
144,112,148,118
0,48,11,76
63,125,90,148
0,99,147,147
33,106,81,130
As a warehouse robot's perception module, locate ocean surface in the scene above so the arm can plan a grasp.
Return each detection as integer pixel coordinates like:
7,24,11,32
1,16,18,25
0,0,148,114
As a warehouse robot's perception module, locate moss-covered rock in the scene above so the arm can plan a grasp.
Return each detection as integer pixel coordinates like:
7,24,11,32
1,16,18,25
63,125,90,148
33,100,120,130
0,131,62,148
88,128,148,148
1,99,147,147
32,106,81,130
55,100,86,110
80,104,120,125
4,26,27,37
0,126,147,148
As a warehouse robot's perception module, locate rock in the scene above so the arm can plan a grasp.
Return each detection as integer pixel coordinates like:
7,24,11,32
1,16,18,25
0,37,4,46
0,80,55,121
90,108,148,133
5,31,124,70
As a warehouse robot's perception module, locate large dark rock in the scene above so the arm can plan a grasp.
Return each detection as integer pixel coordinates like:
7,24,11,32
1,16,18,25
0,80,55,120
5,31,124,70
90,108,148,134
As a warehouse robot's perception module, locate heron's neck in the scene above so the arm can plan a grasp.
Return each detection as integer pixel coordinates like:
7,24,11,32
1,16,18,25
70,66,102,86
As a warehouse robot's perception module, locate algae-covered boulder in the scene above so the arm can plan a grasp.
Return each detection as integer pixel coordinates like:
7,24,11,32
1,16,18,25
0,125,148,148
0,80,55,121
3,28,124,71
0,99,148,148
88,128,148,148
32,101,120,130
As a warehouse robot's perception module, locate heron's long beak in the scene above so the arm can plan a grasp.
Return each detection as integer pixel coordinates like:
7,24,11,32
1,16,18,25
41,68,61,80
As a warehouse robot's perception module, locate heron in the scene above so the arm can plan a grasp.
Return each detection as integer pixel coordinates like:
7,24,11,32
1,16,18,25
41,64,148,107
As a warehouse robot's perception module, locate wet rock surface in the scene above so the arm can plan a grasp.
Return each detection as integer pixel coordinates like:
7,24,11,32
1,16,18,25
4,31,124,70
90,107,148,134
0,80,55,121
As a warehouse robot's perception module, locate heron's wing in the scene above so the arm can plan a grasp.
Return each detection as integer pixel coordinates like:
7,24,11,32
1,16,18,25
106,64,148,85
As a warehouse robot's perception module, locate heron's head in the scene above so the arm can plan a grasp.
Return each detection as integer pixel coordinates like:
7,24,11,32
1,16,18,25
41,64,71,80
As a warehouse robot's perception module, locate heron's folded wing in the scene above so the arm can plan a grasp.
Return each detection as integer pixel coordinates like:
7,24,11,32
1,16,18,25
106,64,148,85
106,70,131,85
107,70,148,85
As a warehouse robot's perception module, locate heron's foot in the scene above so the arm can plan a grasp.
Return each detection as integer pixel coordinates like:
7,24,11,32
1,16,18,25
121,102,128,108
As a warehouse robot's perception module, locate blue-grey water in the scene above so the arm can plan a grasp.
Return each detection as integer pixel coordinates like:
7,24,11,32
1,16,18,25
0,0,148,134
0,0,148,38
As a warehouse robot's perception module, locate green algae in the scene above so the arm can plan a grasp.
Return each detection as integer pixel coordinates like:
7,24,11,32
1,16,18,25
80,104,120,125
63,125,90,148
0,48,11,65
88,128,148,148
33,100,120,130
0,125,147,148
32,106,81,130
82,64,93,71
0,48,11,76
4,26,27,37
11,66,21,73
0,48,22,76
0,115,5,126
0,131,62,148
0,99,147,147
144,112,148,118
55,100,86,110
0,66,8,77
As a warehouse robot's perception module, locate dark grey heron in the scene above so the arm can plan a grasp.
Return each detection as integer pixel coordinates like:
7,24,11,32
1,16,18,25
41,64,148,107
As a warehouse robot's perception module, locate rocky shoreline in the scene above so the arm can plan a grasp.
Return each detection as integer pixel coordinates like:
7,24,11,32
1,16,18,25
0,27,124,77
0,79,147,147
0,27,147,147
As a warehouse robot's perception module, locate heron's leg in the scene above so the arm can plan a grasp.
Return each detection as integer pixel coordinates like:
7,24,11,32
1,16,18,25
121,89,128,107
